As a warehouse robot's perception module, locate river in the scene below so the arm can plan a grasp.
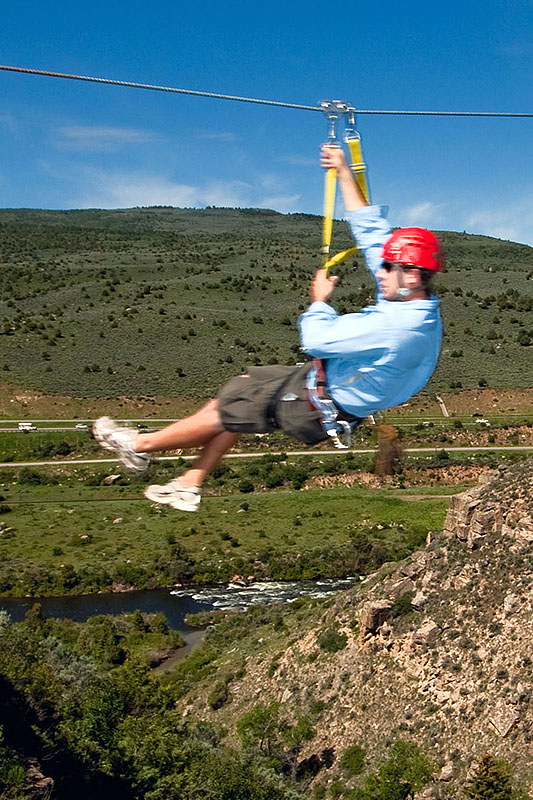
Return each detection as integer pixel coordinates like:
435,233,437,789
0,578,357,631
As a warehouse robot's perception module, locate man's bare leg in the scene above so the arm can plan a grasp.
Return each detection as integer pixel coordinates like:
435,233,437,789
177,430,239,488
143,425,239,512
135,399,225,453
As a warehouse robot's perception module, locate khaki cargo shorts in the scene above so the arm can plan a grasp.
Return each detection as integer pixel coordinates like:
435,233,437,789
217,364,327,445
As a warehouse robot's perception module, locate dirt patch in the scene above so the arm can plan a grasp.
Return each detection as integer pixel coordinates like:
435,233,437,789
0,382,198,419
305,464,490,490
393,388,533,416
2,381,532,420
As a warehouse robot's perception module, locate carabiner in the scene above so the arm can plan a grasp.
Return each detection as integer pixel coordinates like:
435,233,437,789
319,99,350,145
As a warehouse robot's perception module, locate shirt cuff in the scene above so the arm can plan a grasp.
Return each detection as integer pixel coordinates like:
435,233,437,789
303,301,336,314
344,204,389,225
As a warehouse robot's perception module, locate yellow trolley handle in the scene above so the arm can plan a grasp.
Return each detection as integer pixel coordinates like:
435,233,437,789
345,132,371,205
319,100,347,269
322,159,337,264
320,102,371,275
345,106,370,205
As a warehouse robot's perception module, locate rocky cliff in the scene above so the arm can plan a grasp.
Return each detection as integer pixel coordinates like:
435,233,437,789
184,459,533,797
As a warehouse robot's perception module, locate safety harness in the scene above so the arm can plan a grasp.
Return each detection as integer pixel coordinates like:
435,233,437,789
309,101,371,448
308,358,357,449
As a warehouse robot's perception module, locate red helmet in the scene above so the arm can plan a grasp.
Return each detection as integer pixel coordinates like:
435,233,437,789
382,227,443,272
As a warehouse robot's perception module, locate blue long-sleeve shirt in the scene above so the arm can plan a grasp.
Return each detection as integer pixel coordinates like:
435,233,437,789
298,205,442,418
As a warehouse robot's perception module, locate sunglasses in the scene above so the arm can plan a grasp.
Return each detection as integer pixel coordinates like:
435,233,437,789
382,261,417,273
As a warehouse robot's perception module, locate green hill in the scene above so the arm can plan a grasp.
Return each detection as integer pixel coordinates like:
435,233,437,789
1,206,532,398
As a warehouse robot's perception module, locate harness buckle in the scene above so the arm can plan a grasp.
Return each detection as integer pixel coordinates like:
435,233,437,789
326,419,352,449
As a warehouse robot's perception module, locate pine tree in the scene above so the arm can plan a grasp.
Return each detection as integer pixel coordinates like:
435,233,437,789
464,754,527,800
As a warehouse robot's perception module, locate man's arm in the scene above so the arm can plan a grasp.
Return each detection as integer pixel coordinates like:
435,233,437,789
321,144,391,293
299,304,387,359
320,145,368,211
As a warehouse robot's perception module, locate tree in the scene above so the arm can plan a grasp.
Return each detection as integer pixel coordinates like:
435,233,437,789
340,744,366,777
464,754,529,800
24,602,44,630
237,702,281,755
131,609,146,632
150,612,169,635
377,740,433,799
353,740,433,800
78,618,125,665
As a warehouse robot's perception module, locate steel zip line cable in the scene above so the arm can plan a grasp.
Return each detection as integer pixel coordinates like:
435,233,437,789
1,64,533,117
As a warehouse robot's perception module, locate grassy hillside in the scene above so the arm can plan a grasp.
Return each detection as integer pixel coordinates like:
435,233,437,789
0,206,532,399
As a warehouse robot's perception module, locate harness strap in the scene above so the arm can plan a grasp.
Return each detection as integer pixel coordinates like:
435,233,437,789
311,358,362,449
264,372,296,429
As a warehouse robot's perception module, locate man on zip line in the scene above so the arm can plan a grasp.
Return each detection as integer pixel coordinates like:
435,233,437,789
94,145,443,512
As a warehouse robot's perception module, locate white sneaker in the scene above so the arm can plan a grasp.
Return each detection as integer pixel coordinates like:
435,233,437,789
92,416,151,474
144,478,201,512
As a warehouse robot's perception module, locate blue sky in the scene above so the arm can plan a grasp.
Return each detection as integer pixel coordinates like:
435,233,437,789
1,0,532,243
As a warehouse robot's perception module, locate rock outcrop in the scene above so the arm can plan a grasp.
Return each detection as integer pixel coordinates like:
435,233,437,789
185,459,533,797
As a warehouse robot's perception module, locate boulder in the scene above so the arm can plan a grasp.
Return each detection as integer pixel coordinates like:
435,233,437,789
439,762,454,782
411,591,428,610
24,760,54,800
413,620,440,647
489,699,520,737
388,577,416,599
360,600,392,634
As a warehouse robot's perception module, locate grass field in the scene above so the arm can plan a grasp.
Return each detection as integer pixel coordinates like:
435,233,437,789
0,460,459,596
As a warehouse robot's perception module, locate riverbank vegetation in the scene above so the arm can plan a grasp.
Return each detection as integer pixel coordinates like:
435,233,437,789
0,600,435,799
0,449,530,597
0,601,528,799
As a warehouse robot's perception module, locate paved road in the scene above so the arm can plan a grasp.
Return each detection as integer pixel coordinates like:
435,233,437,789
2,413,531,433
1,445,532,469
0,423,498,432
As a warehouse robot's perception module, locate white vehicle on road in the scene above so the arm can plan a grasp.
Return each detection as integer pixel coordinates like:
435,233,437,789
18,422,37,431
75,423,89,430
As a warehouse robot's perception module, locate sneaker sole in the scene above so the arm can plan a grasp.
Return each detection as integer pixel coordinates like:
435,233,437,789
143,486,199,512
144,486,174,505
168,498,200,512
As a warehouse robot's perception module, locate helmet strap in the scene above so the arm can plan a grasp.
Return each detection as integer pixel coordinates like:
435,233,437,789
391,264,412,301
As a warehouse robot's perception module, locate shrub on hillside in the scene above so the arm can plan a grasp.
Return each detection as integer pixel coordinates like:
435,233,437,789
317,627,347,653
340,744,366,777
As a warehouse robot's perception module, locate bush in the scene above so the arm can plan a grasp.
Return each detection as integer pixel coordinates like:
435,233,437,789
391,591,415,618
18,467,43,485
356,740,433,800
208,680,231,710
150,612,169,635
340,744,366,776
317,627,347,653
